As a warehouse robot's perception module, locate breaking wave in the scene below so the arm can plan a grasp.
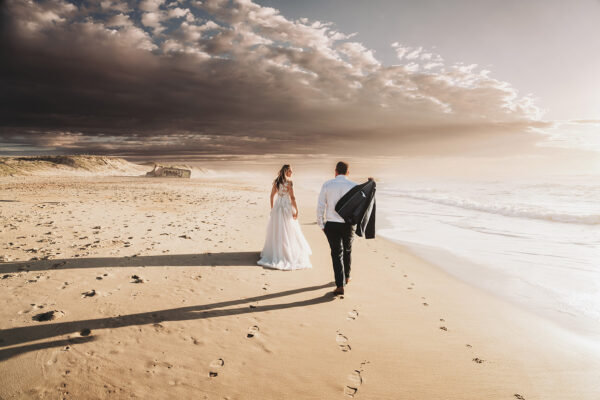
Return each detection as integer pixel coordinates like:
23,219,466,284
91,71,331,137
384,190,600,225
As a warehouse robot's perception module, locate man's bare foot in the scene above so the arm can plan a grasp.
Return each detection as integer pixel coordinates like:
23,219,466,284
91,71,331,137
346,276,351,285
333,287,345,295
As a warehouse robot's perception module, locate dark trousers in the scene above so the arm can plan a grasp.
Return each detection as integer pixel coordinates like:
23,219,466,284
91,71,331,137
324,221,354,288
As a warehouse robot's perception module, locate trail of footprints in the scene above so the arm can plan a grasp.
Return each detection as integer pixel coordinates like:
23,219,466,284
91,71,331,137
206,324,259,380
398,268,527,397
337,309,369,398
401,271,489,363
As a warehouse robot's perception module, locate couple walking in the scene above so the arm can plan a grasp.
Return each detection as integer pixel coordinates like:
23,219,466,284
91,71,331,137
257,161,376,295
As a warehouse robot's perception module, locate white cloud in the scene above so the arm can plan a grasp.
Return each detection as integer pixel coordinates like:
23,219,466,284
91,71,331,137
139,0,165,12
405,47,423,60
107,13,133,28
338,42,380,73
168,7,190,18
141,12,166,34
424,62,443,70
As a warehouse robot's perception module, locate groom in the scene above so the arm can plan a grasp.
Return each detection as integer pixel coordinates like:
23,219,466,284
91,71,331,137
317,161,357,296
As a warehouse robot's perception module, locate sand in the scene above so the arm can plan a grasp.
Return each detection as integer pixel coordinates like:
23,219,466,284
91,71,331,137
1,174,599,399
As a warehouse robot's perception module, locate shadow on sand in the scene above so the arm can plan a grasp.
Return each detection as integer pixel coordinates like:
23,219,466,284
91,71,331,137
0,251,262,274
0,282,336,361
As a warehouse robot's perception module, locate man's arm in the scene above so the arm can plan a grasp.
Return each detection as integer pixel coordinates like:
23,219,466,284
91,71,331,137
316,183,327,229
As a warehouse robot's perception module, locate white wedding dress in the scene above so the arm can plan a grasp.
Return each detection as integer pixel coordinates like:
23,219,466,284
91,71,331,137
257,181,312,270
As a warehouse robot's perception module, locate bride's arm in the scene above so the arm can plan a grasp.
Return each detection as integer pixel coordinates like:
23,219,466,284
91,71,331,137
270,184,277,209
288,182,298,219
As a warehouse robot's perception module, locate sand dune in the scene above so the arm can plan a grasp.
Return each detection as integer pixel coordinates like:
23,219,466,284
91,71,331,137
0,155,148,177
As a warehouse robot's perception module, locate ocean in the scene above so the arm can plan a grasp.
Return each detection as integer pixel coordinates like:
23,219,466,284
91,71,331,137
377,174,600,336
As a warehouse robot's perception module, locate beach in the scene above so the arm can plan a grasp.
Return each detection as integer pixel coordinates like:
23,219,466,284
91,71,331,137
3,0,600,397
1,171,599,399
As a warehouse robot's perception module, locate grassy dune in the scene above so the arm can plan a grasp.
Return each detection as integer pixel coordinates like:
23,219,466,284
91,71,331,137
0,155,147,177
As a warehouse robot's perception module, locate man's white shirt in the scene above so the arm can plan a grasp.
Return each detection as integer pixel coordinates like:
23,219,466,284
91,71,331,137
317,175,357,229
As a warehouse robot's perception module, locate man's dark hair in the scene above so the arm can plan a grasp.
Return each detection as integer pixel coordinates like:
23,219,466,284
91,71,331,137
335,161,349,175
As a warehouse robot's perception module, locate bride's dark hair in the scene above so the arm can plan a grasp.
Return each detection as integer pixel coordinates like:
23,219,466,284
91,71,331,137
273,164,290,188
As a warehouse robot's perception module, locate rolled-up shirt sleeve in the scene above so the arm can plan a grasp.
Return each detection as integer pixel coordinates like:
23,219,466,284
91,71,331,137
316,183,327,229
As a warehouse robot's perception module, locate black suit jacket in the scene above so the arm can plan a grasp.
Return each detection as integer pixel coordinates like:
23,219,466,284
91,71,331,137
334,179,376,239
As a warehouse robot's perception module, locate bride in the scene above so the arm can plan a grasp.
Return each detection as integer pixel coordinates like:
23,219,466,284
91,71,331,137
257,164,312,270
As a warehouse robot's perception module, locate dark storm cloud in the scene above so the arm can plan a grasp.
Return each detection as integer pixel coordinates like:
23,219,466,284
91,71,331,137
0,0,544,155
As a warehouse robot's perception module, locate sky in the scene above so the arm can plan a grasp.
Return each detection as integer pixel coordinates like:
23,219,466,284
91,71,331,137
1,0,598,157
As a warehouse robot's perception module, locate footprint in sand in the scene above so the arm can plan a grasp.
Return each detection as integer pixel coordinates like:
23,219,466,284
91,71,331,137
472,357,484,364
336,332,351,352
131,275,143,283
82,289,96,298
344,370,362,397
247,325,260,338
514,395,525,400
344,361,369,398
347,310,359,320
209,358,224,377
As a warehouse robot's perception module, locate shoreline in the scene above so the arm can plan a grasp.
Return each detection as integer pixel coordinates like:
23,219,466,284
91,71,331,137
1,175,599,399
372,177,600,341
379,234,600,341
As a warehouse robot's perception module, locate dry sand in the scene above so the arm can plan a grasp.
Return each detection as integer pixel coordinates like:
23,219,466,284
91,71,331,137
1,175,599,399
